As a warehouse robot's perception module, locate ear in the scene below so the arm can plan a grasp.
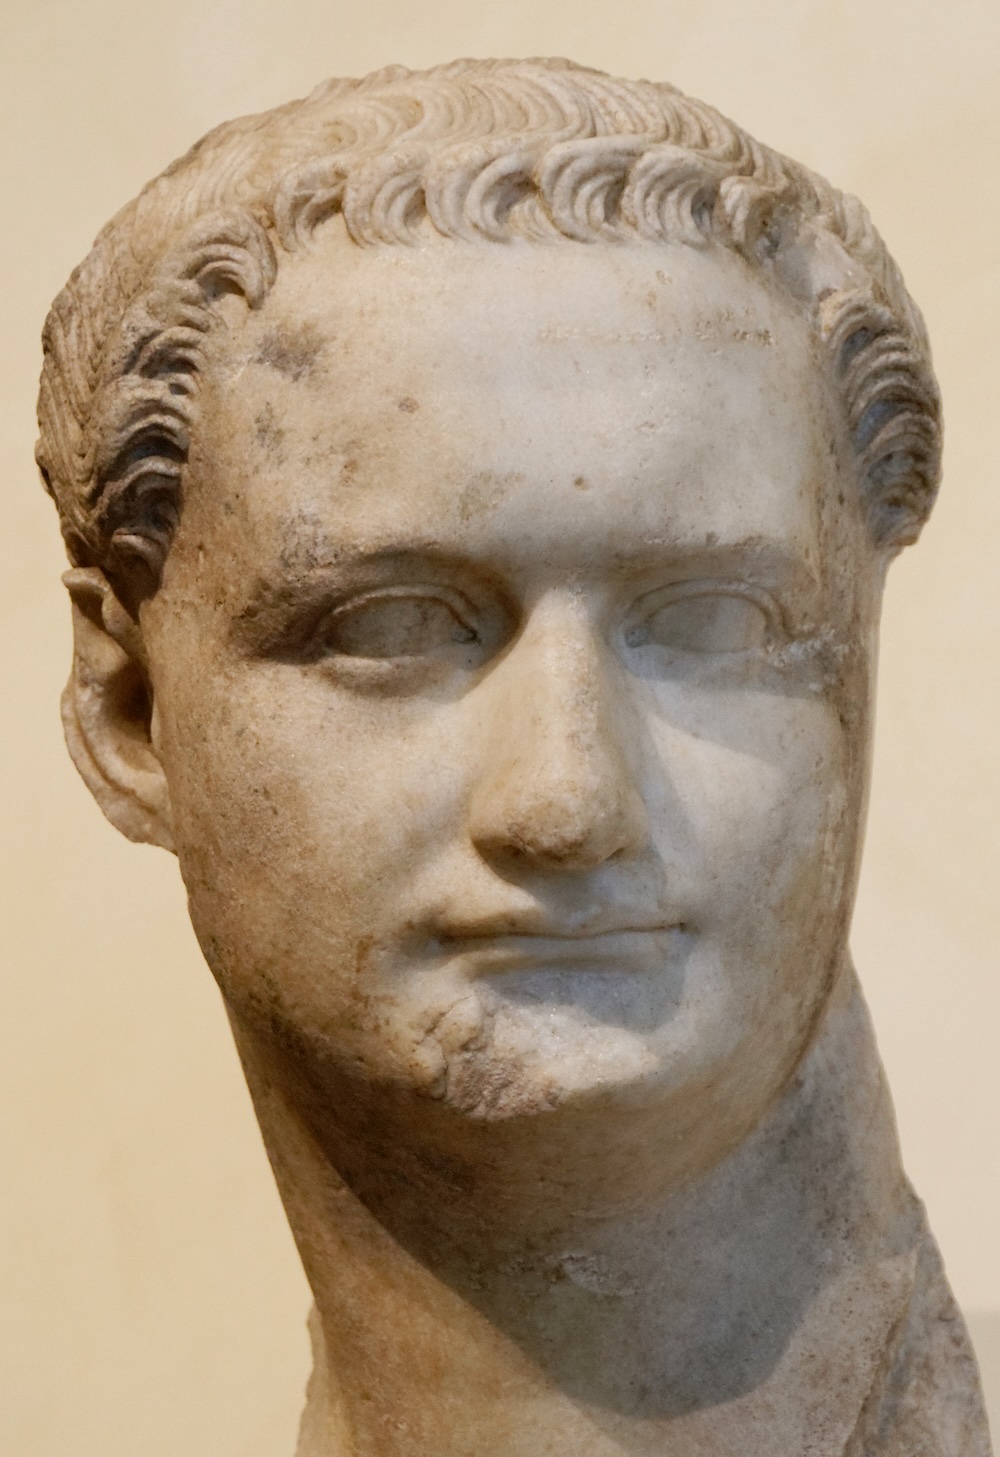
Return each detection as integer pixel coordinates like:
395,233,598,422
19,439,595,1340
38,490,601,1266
61,567,175,852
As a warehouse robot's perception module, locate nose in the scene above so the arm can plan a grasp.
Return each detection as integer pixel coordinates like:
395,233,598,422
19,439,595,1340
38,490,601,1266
468,593,650,874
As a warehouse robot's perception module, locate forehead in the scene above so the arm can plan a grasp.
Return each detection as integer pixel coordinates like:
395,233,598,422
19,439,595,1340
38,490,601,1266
185,235,847,584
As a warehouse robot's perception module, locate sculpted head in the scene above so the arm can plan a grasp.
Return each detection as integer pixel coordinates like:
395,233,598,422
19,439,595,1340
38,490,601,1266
38,60,942,1194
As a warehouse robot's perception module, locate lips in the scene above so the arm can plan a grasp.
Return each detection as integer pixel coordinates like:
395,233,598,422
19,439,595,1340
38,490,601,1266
432,923,686,972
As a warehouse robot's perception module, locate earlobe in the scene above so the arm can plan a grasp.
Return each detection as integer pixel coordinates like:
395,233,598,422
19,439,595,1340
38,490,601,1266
61,567,175,852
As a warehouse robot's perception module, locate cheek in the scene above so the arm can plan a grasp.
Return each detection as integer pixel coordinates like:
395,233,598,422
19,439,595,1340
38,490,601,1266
157,664,466,1001
649,687,854,930
640,689,856,1099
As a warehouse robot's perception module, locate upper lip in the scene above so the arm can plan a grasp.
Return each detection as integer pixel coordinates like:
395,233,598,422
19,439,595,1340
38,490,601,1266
434,913,683,943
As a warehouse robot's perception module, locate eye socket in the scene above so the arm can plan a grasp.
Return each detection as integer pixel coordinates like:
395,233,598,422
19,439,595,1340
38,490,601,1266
317,590,479,660
625,588,773,656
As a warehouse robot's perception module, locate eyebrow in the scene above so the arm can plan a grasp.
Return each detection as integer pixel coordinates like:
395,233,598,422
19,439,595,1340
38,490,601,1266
601,537,817,590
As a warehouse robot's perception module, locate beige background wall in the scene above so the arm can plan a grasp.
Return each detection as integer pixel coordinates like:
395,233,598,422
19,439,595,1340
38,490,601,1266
2,1,997,1452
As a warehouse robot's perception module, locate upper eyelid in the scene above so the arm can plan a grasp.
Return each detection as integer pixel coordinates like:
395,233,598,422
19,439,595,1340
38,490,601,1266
626,578,786,628
320,583,478,622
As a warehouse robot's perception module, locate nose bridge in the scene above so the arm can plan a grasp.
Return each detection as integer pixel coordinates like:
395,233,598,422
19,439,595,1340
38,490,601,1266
469,591,649,871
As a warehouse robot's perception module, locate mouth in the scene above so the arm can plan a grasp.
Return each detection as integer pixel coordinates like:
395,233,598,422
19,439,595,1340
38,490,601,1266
433,925,687,973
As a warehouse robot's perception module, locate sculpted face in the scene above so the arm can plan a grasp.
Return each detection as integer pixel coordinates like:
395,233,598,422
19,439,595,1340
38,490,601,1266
141,236,878,1177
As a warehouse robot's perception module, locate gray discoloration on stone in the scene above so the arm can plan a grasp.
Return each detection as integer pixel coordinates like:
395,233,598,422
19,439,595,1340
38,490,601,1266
253,325,326,382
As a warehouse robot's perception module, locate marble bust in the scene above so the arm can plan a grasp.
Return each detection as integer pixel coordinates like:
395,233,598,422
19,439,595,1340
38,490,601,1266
36,58,991,1456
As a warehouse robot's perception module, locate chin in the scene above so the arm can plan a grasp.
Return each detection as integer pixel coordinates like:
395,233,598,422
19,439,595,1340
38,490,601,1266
402,979,720,1124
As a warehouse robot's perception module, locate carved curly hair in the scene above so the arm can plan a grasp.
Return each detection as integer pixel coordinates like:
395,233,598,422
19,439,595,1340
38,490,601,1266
36,58,942,603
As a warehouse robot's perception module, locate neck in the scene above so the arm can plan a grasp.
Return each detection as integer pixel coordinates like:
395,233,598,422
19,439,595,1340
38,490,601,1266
232,964,923,1457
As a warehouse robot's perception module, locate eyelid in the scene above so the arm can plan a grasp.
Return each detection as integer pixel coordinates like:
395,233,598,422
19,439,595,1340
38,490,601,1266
627,578,785,630
308,587,481,667
318,582,479,631
303,583,507,678
246,570,519,673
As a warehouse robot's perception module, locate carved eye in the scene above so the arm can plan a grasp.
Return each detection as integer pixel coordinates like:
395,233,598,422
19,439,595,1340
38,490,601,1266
318,591,479,659
625,589,772,655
